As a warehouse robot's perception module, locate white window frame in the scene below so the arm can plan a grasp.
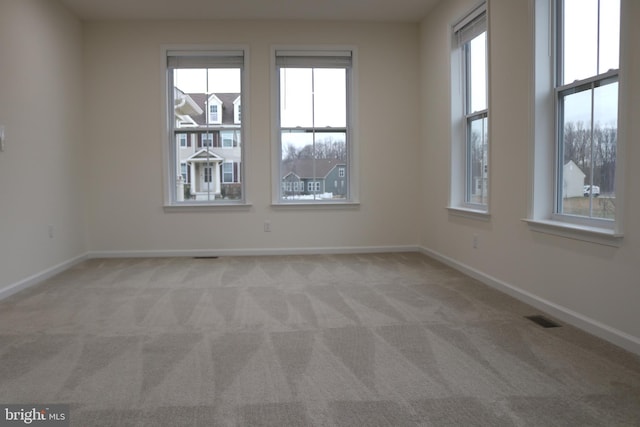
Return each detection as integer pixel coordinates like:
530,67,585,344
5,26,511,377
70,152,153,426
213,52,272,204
201,133,214,147
221,130,234,148
209,105,218,123
178,133,188,148
525,0,627,246
180,162,188,181
207,95,223,124
307,181,321,193
162,45,249,208
271,46,359,206
449,3,491,219
222,162,234,183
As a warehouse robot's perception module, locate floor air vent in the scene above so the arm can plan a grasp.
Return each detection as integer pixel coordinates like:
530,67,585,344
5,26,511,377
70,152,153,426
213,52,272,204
194,256,219,260
525,315,561,328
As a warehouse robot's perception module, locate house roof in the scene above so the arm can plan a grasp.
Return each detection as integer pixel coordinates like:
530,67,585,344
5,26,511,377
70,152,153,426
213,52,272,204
186,149,224,163
184,93,240,127
564,160,586,177
281,158,345,179
174,88,204,116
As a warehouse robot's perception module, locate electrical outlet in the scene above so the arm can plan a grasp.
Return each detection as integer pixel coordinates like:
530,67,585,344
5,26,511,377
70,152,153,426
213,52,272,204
48,225,54,239
264,220,271,232
472,234,478,249
0,126,5,152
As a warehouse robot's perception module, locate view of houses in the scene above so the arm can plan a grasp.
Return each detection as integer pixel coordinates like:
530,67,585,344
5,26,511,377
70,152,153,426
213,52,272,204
173,88,348,201
173,89,242,201
281,158,347,200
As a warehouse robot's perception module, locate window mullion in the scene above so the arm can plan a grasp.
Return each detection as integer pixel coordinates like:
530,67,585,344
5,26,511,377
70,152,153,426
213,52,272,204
311,68,317,199
588,82,596,217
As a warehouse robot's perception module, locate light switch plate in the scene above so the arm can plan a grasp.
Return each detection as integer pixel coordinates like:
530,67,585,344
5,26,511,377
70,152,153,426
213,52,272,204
0,126,5,152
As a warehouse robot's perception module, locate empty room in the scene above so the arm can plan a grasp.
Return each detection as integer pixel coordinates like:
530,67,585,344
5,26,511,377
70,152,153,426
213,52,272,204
0,0,639,425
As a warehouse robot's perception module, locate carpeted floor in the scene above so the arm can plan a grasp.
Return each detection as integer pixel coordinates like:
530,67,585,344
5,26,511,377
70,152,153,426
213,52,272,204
0,253,639,426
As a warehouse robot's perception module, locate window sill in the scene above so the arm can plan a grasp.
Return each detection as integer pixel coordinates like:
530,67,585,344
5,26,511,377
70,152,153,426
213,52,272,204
164,202,253,213
447,206,491,221
271,201,360,210
522,218,623,247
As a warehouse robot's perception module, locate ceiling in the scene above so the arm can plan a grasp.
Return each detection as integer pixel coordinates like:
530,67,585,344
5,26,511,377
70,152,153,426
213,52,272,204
58,0,440,22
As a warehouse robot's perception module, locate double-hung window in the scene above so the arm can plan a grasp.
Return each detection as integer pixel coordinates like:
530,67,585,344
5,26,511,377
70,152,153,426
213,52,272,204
528,0,624,244
451,4,489,212
274,48,355,203
165,48,245,204
555,0,620,222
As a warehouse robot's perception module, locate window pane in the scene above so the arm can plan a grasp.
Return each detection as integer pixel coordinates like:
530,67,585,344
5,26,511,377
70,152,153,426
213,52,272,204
172,67,242,201
312,69,347,128
467,32,487,114
280,131,347,201
562,0,620,84
562,0,598,84
599,0,620,74
559,86,592,215
591,80,617,219
280,68,346,128
467,116,488,205
558,79,616,219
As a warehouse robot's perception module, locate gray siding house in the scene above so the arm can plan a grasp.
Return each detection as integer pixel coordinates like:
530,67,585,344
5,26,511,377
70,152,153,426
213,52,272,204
281,159,347,199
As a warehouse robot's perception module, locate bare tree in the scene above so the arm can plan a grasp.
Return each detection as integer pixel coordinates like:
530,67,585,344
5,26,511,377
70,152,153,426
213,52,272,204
283,137,347,162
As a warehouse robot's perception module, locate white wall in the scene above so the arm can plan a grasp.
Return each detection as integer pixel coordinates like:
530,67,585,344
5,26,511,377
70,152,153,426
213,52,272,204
0,0,86,296
83,20,421,254
420,0,640,351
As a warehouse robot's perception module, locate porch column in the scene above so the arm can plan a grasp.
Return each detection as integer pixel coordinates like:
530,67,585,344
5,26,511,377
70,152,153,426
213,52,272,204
215,162,221,195
189,162,196,195
176,175,184,202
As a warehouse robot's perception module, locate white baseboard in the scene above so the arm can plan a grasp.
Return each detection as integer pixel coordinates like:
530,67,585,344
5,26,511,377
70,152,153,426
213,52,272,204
419,246,640,356
0,253,89,301
0,246,415,301
87,245,420,259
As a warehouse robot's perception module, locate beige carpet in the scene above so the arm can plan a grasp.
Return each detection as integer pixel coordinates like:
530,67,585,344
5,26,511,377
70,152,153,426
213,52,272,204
0,253,639,426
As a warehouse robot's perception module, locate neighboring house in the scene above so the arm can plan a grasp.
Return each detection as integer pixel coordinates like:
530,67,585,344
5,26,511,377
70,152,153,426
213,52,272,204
174,89,242,200
563,160,586,198
473,163,488,198
281,158,347,199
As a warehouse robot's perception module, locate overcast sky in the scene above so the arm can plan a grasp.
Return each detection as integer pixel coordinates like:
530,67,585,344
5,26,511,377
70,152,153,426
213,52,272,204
562,0,620,125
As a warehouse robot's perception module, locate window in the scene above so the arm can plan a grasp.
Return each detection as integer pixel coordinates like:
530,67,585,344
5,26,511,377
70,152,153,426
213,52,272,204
555,0,620,222
307,181,321,193
222,162,234,183
208,103,220,124
451,4,489,213
201,133,214,147
166,48,245,204
221,130,235,148
528,0,624,243
180,163,188,181
274,48,355,203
